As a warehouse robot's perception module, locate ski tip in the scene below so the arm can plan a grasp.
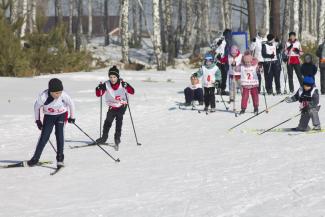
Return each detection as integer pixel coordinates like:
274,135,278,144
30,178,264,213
116,159,121,163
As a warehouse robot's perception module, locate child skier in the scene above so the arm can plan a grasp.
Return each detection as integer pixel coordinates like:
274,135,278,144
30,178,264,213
193,53,222,112
227,45,242,111
28,78,75,169
285,76,321,131
300,53,317,79
284,31,304,93
95,66,135,150
240,52,260,115
183,74,204,106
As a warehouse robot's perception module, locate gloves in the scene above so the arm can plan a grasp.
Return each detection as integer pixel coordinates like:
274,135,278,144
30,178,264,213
285,97,293,103
217,39,223,46
192,73,198,77
121,81,128,88
270,53,275,59
231,61,236,67
68,117,75,124
97,83,106,91
293,48,300,54
216,54,222,60
35,120,42,130
251,38,256,43
288,44,293,50
300,105,309,113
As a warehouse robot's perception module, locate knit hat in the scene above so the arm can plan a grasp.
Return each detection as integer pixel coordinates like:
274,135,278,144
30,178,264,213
48,78,63,92
108,66,119,78
304,53,313,63
289,32,296,37
303,76,315,86
267,34,274,41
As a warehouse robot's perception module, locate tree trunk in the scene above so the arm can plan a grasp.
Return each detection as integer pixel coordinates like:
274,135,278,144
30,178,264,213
293,0,299,38
202,0,210,45
282,0,290,44
75,0,82,51
55,0,62,25
20,0,28,38
182,0,193,54
219,0,225,30
319,0,325,44
193,0,202,56
104,0,110,45
69,0,74,35
88,0,93,40
10,0,18,24
262,0,269,33
159,0,167,52
270,0,280,39
132,0,140,47
223,0,231,29
152,0,165,70
121,0,129,63
175,0,182,57
165,0,175,65
298,0,303,40
246,0,256,40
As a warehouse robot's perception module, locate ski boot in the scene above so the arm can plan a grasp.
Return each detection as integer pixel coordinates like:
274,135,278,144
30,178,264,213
312,125,321,131
204,107,208,112
57,161,64,169
239,109,245,115
210,108,216,113
254,108,258,115
95,136,107,144
27,158,39,167
114,138,121,151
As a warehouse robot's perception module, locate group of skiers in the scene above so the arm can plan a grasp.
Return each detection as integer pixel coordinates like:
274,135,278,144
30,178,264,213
27,66,134,169
21,29,325,170
184,29,325,131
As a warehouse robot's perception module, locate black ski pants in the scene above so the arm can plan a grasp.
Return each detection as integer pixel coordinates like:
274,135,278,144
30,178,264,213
204,87,216,108
287,64,303,92
184,87,204,104
102,106,127,141
31,113,66,162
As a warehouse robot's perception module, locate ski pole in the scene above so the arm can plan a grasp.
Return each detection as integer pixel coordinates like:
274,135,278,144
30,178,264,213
262,85,269,113
228,98,285,131
125,93,142,146
258,112,301,135
72,123,120,162
219,89,229,111
100,94,103,138
48,139,57,153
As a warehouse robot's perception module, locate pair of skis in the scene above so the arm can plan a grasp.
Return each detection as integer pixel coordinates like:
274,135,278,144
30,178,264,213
0,160,62,175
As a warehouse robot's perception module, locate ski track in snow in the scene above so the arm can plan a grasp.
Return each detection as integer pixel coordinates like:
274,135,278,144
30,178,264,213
1,69,325,217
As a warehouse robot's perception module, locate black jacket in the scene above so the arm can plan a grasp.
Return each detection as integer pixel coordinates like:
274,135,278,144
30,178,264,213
300,63,317,78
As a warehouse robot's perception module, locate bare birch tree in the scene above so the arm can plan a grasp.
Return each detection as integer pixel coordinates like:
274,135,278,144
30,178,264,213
282,0,290,44
202,0,210,45
21,0,28,37
223,0,231,29
270,0,280,38
182,0,193,53
104,0,109,45
165,0,175,65
75,0,82,51
152,0,165,70
69,0,74,35
319,0,325,44
293,0,299,37
88,0,93,40
262,0,270,33
121,0,129,63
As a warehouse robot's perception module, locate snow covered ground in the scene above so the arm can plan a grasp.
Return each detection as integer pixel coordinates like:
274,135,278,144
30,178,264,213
1,68,325,217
